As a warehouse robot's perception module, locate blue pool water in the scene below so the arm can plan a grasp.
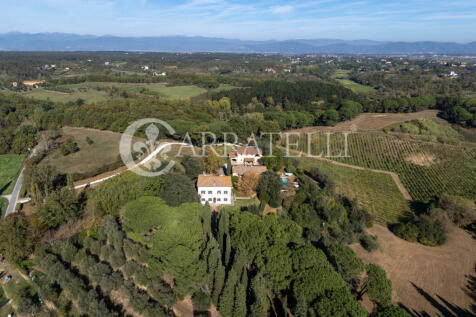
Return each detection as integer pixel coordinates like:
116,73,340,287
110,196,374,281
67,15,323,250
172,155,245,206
281,177,288,184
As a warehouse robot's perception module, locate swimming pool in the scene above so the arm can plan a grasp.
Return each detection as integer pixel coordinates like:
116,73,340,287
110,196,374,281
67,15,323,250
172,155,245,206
281,177,288,184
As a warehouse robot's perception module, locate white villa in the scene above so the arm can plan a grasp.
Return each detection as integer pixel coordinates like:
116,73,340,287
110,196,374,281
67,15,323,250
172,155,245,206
229,146,262,166
197,174,233,206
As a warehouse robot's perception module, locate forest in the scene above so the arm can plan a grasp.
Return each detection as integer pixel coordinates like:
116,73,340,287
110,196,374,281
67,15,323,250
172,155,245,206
0,52,475,316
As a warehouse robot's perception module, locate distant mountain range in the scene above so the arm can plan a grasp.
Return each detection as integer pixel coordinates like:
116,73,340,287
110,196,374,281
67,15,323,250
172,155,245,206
1,33,476,55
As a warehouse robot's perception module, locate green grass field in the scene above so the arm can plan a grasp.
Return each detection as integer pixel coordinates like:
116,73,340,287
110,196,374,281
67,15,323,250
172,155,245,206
19,87,111,104
0,198,8,219
385,118,464,143
146,84,206,99
298,157,411,224
332,69,377,94
0,154,23,195
40,127,123,176
289,132,476,201
10,82,207,104
336,79,377,94
61,82,206,98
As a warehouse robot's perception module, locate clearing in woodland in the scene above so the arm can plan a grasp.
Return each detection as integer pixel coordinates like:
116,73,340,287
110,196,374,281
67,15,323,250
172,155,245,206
352,224,476,316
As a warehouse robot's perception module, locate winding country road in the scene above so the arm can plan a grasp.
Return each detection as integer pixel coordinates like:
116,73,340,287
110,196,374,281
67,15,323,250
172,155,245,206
3,142,191,217
73,141,190,189
3,146,40,218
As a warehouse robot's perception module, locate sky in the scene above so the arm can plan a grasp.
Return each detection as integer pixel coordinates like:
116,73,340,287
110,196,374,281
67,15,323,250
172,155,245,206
1,0,475,42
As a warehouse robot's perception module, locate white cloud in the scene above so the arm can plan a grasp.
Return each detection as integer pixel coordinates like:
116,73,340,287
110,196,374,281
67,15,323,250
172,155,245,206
270,5,294,14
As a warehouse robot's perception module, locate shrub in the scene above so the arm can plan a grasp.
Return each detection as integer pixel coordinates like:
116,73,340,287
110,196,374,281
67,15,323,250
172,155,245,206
392,223,418,242
360,234,379,252
415,217,446,246
86,136,94,145
392,217,446,246
438,194,475,227
377,305,411,316
365,264,392,307
60,138,79,156
326,244,364,284
308,167,336,193
192,289,211,312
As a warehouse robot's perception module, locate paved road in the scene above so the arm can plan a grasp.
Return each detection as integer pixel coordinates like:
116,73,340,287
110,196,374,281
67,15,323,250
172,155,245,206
5,142,194,213
74,142,190,189
4,167,25,218
3,146,39,218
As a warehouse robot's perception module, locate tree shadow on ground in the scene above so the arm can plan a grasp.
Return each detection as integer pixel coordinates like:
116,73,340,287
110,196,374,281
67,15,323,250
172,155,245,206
0,181,12,196
397,282,474,317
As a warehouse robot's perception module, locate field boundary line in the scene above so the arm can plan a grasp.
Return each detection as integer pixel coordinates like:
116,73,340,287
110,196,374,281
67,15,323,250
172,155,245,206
278,146,413,201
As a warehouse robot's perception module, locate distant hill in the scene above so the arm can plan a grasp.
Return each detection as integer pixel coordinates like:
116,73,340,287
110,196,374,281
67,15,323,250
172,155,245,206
1,33,475,55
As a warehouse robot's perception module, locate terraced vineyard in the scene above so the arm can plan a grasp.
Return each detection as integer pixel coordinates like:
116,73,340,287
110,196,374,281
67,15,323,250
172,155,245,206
286,132,476,201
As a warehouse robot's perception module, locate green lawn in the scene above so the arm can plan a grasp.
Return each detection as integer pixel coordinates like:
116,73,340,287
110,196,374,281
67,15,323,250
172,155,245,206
10,82,207,104
19,87,111,104
146,84,207,99
39,127,123,177
0,154,23,195
298,157,412,224
332,69,377,94
0,198,7,219
336,79,377,94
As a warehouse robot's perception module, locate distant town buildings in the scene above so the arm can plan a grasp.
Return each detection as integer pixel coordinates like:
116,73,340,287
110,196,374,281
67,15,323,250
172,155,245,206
23,80,45,88
446,71,458,77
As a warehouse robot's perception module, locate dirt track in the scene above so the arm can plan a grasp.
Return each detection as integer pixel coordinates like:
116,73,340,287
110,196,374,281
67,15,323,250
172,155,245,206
352,225,476,316
288,110,440,133
278,146,413,201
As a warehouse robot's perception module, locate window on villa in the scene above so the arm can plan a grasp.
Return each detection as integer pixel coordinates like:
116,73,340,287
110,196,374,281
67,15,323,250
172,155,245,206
224,198,228,202
217,191,221,194
217,198,221,202
208,191,212,194
201,191,205,194
201,198,205,201
208,198,212,201
224,191,228,194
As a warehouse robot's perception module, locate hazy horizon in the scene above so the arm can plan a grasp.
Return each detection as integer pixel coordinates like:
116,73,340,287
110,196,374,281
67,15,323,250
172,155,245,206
2,31,475,44
1,0,475,42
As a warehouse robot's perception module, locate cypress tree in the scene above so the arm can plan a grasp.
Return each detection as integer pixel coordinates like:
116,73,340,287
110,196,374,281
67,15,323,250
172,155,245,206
249,273,268,317
219,269,238,317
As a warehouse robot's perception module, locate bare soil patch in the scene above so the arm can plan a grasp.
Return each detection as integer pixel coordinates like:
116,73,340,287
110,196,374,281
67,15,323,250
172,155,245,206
173,295,193,317
405,153,438,166
351,224,476,316
209,304,221,317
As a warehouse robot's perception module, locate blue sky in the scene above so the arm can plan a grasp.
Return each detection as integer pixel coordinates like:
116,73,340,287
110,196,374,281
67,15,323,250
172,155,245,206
1,0,475,42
